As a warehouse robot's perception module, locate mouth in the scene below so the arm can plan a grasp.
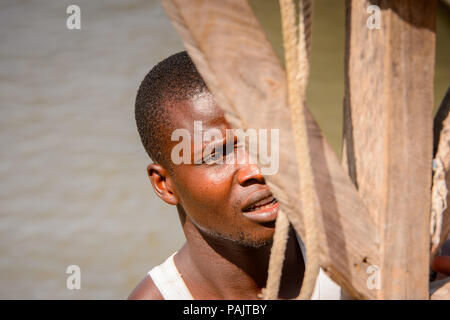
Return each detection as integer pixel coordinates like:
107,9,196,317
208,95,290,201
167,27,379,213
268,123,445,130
242,193,279,223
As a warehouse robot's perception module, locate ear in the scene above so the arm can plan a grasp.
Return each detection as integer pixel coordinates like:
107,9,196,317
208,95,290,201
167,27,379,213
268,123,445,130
147,163,179,205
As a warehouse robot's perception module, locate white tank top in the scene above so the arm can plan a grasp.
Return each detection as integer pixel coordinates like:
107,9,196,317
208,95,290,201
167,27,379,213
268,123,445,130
148,239,341,300
148,252,194,299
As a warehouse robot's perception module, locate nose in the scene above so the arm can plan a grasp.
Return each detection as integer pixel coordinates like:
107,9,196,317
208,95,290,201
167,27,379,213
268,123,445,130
236,163,265,186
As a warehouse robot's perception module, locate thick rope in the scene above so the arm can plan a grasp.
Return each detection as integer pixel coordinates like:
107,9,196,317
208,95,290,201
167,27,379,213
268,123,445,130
431,157,448,255
263,210,290,299
279,0,320,300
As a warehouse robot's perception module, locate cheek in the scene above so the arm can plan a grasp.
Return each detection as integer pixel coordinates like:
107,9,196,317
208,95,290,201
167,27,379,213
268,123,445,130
174,165,237,223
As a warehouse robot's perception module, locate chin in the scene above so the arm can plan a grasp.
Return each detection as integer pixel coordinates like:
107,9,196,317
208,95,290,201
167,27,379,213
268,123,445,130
248,228,276,248
240,238,274,249
214,227,276,249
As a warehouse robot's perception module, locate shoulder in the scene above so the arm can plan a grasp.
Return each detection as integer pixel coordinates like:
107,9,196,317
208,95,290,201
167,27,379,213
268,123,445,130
128,275,164,300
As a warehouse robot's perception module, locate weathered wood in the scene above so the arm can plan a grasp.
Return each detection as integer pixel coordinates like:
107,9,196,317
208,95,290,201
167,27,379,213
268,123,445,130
343,0,436,299
161,0,380,299
432,87,450,256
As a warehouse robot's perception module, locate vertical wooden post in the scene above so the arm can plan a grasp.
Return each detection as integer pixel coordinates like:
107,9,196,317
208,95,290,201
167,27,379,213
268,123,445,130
343,0,437,299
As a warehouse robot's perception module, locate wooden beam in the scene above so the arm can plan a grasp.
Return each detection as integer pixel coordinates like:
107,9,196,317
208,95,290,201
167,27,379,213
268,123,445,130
161,0,380,299
343,0,436,299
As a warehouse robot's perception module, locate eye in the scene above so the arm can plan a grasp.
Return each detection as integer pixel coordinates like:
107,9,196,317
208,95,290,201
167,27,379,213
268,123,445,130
202,138,241,165
202,146,223,164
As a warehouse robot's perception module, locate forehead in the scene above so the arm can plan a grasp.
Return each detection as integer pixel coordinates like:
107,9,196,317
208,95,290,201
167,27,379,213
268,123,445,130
171,91,229,133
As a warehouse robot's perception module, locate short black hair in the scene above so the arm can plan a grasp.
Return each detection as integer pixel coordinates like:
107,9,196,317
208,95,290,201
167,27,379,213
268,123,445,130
135,51,208,167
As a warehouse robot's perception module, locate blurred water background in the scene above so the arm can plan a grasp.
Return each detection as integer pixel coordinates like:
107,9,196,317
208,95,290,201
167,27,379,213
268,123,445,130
0,0,448,299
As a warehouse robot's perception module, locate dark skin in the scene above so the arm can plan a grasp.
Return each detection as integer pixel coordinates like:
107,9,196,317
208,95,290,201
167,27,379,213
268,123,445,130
129,91,304,299
128,91,450,300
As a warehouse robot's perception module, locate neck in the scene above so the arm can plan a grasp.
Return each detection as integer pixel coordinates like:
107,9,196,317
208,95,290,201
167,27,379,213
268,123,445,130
175,213,304,299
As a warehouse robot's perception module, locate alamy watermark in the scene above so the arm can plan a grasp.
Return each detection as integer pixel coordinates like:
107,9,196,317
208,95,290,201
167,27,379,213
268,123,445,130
66,264,81,290
171,121,280,175
66,5,81,30
367,5,381,30
366,264,381,290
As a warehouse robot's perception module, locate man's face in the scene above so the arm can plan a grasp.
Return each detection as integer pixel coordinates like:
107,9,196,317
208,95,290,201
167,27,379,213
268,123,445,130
166,91,279,248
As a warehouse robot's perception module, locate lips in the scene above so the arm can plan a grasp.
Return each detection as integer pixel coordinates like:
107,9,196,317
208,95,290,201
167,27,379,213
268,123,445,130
243,195,277,212
242,191,279,223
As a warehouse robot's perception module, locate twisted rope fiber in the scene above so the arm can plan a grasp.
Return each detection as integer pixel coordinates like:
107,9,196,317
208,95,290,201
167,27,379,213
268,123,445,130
263,210,290,299
264,0,319,300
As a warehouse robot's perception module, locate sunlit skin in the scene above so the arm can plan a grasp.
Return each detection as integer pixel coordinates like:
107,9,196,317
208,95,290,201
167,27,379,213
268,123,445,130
128,91,450,300
432,240,450,280
128,91,304,299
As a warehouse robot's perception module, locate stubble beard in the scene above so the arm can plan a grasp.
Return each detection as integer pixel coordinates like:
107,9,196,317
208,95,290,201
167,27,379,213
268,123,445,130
204,228,274,249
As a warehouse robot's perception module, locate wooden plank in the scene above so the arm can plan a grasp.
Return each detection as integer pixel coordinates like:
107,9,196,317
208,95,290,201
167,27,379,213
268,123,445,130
161,0,380,299
343,0,436,299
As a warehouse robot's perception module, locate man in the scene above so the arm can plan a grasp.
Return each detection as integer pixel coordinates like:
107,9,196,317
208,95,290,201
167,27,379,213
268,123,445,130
128,51,450,300
128,51,340,300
